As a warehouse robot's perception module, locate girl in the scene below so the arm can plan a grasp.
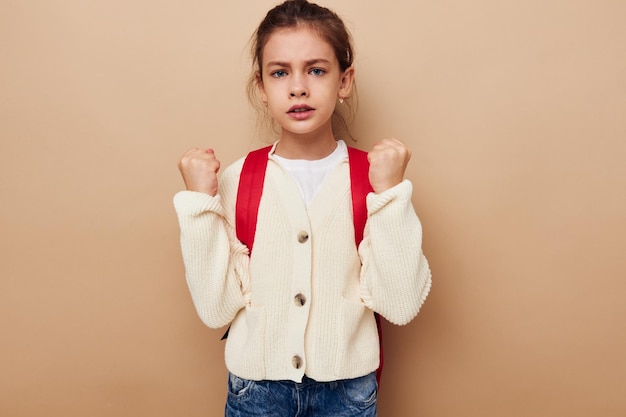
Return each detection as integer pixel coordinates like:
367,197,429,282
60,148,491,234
174,1,431,415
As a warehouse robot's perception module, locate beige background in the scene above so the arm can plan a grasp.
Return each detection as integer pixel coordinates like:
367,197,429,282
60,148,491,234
1,0,625,416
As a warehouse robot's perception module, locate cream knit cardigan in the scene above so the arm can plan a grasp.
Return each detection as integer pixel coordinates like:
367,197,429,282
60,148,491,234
173,147,431,383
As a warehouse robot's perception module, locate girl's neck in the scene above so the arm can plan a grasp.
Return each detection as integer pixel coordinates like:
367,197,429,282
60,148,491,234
274,129,338,160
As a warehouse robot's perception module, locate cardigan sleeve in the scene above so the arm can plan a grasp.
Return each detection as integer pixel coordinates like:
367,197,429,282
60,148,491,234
173,159,250,328
358,179,432,325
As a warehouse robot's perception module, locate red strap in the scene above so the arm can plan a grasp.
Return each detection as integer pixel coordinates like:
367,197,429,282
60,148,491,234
347,147,373,244
347,147,384,386
235,146,272,254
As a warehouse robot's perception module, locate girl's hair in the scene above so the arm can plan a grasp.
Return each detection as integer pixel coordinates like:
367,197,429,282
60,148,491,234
246,0,357,141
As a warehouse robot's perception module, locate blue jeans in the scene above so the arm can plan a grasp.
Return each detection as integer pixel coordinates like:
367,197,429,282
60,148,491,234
225,371,378,417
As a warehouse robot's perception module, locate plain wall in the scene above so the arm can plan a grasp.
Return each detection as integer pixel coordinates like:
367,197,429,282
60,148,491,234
1,0,625,415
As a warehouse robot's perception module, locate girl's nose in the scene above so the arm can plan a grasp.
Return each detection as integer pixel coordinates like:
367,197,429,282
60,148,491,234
290,89,307,97
289,79,308,98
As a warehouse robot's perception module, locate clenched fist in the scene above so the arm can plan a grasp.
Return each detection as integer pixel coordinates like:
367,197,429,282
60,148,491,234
178,148,221,196
367,138,411,193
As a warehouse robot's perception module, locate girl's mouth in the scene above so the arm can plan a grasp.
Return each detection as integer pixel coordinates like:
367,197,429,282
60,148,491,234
287,105,315,120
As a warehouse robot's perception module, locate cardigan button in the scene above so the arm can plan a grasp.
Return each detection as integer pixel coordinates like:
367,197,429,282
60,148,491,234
294,293,306,306
292,355,303,369
297,231,309,243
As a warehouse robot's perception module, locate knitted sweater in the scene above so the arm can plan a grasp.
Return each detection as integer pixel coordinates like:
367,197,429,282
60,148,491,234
173,146,432,383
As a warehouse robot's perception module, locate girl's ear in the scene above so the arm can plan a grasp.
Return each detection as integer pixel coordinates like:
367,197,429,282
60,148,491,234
338,66,355,99
256,71,268,105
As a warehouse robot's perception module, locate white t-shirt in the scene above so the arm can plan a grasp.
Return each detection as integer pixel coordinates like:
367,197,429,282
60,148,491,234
271,140,348,207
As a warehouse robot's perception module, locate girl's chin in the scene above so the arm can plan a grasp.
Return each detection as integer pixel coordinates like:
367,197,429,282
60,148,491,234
277,118,334,137
280,126,332,138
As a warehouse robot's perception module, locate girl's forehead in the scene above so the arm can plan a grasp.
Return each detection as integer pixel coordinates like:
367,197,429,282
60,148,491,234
262,26,336,64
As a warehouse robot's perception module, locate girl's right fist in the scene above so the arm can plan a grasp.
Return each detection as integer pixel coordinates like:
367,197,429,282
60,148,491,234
178,148,220,196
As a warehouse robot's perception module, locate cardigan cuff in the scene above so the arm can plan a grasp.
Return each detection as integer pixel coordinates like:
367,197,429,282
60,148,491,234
366,179,413,215
173,191,224,217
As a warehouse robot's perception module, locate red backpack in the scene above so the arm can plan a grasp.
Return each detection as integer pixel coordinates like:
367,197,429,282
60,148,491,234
235,145,384,385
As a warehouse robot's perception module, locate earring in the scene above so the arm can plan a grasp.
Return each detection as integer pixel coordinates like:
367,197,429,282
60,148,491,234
338,97,344,104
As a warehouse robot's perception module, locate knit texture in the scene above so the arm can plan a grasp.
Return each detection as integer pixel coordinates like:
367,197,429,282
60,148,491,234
173,149,431,382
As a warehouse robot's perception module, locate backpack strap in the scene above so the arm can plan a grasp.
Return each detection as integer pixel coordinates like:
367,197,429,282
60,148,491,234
346,147,372,244
235,146,272,254
235,145,384,385
346,147,384,386
221,146,271,341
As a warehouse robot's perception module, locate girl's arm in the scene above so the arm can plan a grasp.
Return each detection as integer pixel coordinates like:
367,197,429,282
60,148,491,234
173,152,248,328
359,139,432,325
358,180,432,325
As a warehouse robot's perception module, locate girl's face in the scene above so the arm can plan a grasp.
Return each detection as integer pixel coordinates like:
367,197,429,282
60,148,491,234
257,26,354,141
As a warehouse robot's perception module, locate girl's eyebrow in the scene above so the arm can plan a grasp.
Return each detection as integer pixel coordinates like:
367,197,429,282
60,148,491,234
266,58,331,67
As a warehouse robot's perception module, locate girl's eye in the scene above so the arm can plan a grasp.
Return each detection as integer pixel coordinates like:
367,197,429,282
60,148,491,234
310,68,325,76
271,70,287,78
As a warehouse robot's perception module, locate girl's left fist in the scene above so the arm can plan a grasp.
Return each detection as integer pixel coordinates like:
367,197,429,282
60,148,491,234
367,138,411,193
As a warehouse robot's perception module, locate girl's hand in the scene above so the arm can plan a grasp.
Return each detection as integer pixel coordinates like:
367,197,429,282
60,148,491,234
178,148,221,196
367,138,412,193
